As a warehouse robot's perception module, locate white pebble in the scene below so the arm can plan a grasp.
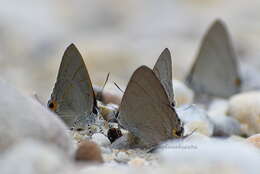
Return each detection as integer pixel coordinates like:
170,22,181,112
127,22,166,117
115,151,129,163
159,139,260,173
227,91,260,135
91,133,111,147
0,80,73,156
0,140,69,174
207,98,229,117
210,115,242,136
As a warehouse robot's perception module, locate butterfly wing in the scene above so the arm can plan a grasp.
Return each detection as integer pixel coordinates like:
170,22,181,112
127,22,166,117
118,66,182,147
153,48,174,105
48,44,95,127
186,20,241,98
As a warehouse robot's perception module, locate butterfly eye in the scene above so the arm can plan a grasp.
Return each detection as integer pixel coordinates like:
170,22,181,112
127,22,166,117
48,101,58,111
235,78,242,86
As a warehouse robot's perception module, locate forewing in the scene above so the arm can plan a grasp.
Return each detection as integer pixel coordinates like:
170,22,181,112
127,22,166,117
118,66,182,147
186,20,241,98
153,48,174,104
49,44,95,127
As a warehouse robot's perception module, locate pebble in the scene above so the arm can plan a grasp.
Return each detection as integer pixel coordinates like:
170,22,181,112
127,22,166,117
210,115,242,136
0,80,73,156
75,140,104,163
114,151,130,163
0,140,69,174
91,133,111,147
227,91,260,135
159,139,260,173
173,80,194,107
176,105,214,136
246,134,260,149
207,98,229,117
128,157,147,167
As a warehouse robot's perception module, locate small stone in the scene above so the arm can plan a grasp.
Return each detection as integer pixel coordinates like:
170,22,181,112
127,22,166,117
227,91,260,135
210,115,242,136
207,98,229,117
91,133,111,147
173,80,194,107
177,105,214,136
246,134,260,149
128,157,147,167
115,151,129,163
75,140,103,163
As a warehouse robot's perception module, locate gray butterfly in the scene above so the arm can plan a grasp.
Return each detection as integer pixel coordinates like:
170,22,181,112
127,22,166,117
186,19,241,98
48,44,97,130
117,66,183,148
153,48,175,106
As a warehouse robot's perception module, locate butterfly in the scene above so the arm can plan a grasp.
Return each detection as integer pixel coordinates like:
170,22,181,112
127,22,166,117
48,44,99,131
153,48,175,106
186,19,241,98
116,66,183,148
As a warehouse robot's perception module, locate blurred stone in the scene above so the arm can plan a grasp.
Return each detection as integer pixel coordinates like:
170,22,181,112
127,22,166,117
240,63,260,91
0,140,69,174
78,166,128,174
159,139,260,174
0,80,73,156
208,98,229,117
227,91,260,135
228,135,246,142
210,115,242,136
75,140,104,163
177,105,214,136
246,134,260,149
173,80,194,107
91,133,111,147
128,157,147,167
114,151,129,163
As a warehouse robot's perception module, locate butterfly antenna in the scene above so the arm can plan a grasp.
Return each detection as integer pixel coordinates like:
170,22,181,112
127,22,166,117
101,72,110,92
113,82,124,93
182,104,193,111
32,92,45,106
182,128,198,140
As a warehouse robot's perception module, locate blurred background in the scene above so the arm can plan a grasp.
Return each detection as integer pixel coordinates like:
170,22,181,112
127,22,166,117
0,0,260,102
